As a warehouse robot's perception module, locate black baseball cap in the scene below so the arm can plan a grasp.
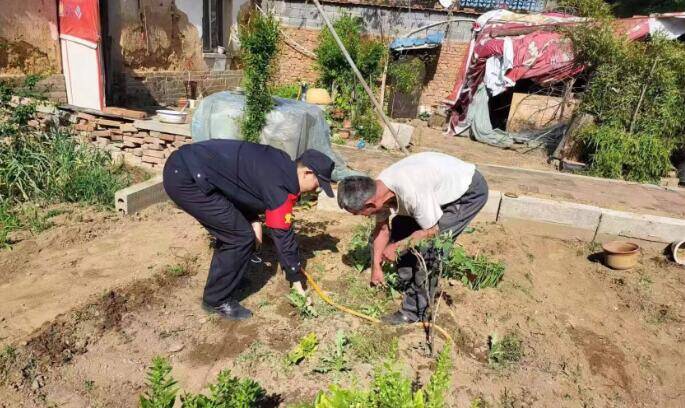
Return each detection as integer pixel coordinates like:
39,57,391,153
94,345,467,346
298,149,335,197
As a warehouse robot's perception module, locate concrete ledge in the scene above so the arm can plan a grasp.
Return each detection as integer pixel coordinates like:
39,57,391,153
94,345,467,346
132,120,192,137
317,189,346,213
596,209,685,244
115,175,169,215
498,194,602,241
473,190,501,223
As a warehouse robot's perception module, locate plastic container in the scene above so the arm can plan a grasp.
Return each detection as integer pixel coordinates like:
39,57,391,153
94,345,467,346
602,241,640,270
156,110,188,124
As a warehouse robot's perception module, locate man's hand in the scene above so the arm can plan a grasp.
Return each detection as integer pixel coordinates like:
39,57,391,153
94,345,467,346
381,243,399,263
291,279,312,306
369,267,385,287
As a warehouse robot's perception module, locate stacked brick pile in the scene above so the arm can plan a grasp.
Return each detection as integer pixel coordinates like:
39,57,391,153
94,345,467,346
71,112,192,170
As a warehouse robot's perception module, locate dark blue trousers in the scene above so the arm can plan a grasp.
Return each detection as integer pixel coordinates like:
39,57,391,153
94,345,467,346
163,151,255,307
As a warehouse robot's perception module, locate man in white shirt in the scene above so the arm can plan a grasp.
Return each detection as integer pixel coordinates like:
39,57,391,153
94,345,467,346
337,152,488,325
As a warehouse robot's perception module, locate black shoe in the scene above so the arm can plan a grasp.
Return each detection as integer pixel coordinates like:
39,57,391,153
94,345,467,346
381,310,417,326
202,299,253,321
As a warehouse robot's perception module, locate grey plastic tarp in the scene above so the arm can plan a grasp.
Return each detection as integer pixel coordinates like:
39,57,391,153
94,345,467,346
191,92,359,181
465,84,566,149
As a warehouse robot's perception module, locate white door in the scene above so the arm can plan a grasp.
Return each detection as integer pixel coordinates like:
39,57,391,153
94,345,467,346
60,35,104,111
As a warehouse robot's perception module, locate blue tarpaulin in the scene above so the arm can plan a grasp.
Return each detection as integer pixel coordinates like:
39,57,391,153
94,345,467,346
389,32,445,51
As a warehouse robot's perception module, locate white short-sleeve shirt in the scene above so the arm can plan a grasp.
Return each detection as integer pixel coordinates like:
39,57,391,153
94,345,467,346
377,152,476,229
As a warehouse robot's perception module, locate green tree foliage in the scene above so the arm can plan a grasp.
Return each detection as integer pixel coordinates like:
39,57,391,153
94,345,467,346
239,12,280,143
388,58,424,94
315,14,385,144
608,0,685,17
561,0,685,182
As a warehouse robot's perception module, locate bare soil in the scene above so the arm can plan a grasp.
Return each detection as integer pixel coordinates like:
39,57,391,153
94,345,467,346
1,203,684,407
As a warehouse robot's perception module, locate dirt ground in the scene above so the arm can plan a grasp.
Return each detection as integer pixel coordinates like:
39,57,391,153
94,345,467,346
1,202,684,407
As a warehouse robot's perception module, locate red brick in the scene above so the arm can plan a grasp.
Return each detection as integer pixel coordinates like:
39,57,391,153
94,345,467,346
144,143,163,151
97,118,122,127
92,129,112,137
141,155,163,164
143,149,165,158
123,135,145,145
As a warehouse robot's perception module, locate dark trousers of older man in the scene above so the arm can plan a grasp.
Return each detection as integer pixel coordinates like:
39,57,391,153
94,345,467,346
390,170,489,321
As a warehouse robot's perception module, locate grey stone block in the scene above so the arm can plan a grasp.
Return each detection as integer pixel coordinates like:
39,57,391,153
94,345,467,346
472,190,501,224
498,195,602,240
596,209,685,244
115,175,169,215
317,189,346,214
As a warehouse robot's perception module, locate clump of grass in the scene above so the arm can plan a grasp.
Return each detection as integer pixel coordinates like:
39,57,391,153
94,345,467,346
346,221,374,272
285,333,319,366
349,328,396,363
445,247,505,290
287,289,318,318
314,330,351,374
0,345,17,379
164,255,199,278
488,332,523,369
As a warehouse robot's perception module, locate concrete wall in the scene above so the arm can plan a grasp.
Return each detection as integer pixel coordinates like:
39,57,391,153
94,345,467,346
268,0,474,109
0,0,61,76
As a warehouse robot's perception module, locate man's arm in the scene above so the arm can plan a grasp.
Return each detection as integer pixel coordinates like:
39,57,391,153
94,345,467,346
370,218,390,285
381,225,439,262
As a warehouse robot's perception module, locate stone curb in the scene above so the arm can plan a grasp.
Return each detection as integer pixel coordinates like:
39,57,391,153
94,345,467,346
115,175,168,215
318,186,685,245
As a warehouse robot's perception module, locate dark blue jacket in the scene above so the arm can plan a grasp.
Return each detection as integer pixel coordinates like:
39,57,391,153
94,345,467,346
176,140,301,280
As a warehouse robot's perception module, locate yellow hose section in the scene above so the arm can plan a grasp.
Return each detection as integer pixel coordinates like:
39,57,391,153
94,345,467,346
301,269,454,345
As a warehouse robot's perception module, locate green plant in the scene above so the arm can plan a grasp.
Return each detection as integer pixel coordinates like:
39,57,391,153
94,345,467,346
287,288,318,318
314,330,351,374
286,332,319,365
353,110,382,144
305,345,453,407
488,332,523,369
445,247,505,291
469,397,491,408
560,0,685,182
0,129,131,206
139,357,178,408
315,14,385,143
239,12,280,143
84,379,95,392
349,329,396,363
388,58,424,94
346,221,373,272
272,83,301,99
181,370,266,407
0,345,17,379
164,255,199,278
139,357,267,408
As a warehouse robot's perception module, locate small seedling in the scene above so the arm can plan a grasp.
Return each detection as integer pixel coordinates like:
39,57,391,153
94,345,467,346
285,333,319,366
314,330,350,374
470,396,491,408
287,289,318,318
139,357,178,408
164,255,198,278
236,341,273,365
84,379,95,392
488,332,523,369
346,221,373,272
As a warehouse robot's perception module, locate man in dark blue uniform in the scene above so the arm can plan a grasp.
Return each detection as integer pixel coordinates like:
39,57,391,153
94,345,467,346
163,140,334,320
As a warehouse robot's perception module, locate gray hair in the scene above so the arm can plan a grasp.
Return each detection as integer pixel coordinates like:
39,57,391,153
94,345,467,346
337,176,376,212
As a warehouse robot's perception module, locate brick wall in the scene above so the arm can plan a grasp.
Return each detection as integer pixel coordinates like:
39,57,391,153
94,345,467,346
112,70,243,108
0,74,67,104
275,28,320,85
419,42,469,107
273,27,468,109
269,0,473,111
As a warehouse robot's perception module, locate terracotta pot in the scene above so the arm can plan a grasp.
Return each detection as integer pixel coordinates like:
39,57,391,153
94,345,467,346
342,118,352,129
178,97,188,110
602,241,640,270
339,130,350,139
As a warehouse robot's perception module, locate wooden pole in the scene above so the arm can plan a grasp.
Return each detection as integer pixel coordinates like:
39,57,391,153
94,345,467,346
630,58,658,134
311,0,409,155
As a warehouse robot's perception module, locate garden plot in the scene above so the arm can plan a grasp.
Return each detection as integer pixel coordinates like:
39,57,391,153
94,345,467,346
1,203,683,407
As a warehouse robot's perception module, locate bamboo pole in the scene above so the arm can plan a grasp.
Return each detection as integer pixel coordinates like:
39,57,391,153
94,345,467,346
630,58,658,134
311,0,409,155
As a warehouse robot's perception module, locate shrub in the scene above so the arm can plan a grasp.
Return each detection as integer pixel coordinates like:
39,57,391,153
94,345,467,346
303,345,453,408
315,14,385,143
388,58,424,94
561,0,685,182
139,357,266,408
239,12,280,143
272,83,301,99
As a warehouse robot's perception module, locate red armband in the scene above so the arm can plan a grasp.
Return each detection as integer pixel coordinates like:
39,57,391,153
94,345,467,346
265,194,299,229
